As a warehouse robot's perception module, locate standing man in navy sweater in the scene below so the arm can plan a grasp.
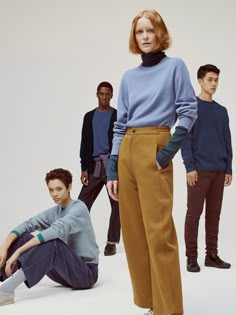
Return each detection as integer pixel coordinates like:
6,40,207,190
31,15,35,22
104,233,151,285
181,64,233,272
79,81,120,256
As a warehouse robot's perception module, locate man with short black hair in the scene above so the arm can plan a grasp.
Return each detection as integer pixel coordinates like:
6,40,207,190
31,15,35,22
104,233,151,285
181,64,233,272
79,81,120,256
0,168,99,306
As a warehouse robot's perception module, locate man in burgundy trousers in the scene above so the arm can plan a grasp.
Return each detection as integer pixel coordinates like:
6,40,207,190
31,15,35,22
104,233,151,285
181,64,233,272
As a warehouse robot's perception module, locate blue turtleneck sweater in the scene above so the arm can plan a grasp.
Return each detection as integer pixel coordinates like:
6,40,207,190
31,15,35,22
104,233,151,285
181,97,233,174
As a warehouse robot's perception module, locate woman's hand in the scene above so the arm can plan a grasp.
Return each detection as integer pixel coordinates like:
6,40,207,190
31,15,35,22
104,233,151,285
107,180,119,201
156,160,162,170
5,251,20,276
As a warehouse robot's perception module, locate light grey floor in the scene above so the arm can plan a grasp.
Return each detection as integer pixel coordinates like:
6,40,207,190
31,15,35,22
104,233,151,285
1,180,235,315
0,242,235,315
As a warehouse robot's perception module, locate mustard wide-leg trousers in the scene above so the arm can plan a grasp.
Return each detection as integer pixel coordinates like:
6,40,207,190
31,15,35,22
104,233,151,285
118,127,183,315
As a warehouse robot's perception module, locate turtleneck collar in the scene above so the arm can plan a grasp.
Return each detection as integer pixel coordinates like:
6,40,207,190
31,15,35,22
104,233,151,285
141,50,166,67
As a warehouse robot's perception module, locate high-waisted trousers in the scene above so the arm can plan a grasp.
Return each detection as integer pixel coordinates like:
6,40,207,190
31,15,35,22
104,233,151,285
118,127,183,315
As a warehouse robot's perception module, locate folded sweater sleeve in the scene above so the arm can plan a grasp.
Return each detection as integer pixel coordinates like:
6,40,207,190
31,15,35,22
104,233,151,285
107,155,118,181
156,126,189,168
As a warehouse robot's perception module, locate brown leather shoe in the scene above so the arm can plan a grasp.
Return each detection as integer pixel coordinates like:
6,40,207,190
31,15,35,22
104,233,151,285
187,257,200,272
205,254,231,269
104,243,116,256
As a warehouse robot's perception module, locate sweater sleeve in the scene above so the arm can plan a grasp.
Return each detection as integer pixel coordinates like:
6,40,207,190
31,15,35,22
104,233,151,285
80,113,89,172
111,74,129,155
224,110,233,175
174,60,198,131
107,155,118,181
180,126,196,172
37,202,90,243
156,126,188,168
12,207,54,237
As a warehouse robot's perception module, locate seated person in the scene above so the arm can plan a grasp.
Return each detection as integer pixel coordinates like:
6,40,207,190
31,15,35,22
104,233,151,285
0,168,99,306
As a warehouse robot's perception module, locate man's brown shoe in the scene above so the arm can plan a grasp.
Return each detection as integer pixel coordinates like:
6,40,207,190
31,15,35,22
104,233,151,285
205,254,231,269
187,257,200,272
104,243,116,256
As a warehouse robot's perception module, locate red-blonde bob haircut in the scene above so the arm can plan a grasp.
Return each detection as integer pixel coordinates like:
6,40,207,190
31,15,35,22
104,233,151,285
129,10,171,54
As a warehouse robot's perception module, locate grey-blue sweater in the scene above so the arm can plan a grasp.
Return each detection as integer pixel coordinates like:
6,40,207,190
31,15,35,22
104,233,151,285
12,200,99,264
111,57,198,155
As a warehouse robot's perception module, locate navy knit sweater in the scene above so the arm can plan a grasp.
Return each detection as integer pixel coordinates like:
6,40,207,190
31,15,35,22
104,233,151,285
181,97,233,174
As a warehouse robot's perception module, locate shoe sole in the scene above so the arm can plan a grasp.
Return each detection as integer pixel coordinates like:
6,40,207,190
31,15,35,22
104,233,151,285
187,267,200,272
205,263,231,269
0,300,14,306
104,252,116,256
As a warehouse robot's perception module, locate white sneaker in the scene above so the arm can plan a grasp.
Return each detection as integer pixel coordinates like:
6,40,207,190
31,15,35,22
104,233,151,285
144,310,154,315
0,291,15,306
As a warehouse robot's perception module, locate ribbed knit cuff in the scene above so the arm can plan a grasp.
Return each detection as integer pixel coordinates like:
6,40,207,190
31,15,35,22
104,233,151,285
37,233,45,243
156,126,188,168
11,230,20,237
107,155,118,181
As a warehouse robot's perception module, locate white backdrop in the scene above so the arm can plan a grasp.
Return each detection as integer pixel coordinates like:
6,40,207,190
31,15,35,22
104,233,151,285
0,0,235,257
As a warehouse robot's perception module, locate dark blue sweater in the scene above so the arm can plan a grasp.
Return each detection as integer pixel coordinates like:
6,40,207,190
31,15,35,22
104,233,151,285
181,97,233,174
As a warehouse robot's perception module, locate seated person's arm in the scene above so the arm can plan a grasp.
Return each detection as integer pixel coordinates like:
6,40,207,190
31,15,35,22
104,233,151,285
5,236,40,276
0,232,19,267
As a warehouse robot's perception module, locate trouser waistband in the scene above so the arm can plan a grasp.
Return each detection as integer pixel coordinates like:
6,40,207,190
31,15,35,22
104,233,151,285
126,126,170,135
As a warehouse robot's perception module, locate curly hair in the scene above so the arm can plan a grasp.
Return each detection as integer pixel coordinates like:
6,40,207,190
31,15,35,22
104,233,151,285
45,168,72,189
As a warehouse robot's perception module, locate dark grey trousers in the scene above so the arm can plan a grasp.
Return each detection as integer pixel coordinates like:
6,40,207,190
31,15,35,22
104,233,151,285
1,232,98,289
79,164,120,243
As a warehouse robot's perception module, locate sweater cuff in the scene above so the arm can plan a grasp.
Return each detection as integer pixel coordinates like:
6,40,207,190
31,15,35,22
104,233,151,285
107,155,118,181
156,126,188,168
11,230,20,237
186,165,197,173
225,168,232,175
37,233,45,243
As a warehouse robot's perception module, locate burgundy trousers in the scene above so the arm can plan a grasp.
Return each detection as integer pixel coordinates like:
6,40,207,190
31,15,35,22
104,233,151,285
185,171,225,257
